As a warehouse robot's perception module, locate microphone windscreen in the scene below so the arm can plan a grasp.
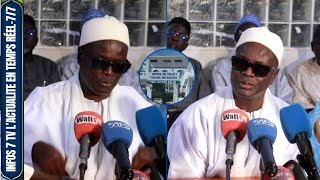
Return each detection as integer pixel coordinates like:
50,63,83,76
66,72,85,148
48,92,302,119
136,106,166,146
221,109,249,142
262,166,295,180
248,118,277,148
314,119,320,143
74,111,104,145
102,120,133,152
280,104,312,143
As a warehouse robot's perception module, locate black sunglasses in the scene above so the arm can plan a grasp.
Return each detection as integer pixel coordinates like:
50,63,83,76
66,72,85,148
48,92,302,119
89,57,131,74
231,56,276,77
167,30,189,41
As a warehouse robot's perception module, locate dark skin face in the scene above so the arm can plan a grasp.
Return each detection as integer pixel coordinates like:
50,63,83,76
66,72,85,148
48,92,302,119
167,23,189,52
24,20,38,62
311,38,320,66
231,42,279,112
78,40,128,101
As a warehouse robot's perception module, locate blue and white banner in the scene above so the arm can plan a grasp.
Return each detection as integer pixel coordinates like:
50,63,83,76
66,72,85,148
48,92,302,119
1,0,23,179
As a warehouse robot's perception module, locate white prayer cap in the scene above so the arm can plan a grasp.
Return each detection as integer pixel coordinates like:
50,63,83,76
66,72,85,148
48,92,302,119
236,26,283,66
80,15,130,47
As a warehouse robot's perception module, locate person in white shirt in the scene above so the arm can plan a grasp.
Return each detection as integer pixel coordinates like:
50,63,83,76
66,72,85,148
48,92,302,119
24,16,153,180
57,9,143,96
167,27,298,178
285,24,320,110
209,15,293,104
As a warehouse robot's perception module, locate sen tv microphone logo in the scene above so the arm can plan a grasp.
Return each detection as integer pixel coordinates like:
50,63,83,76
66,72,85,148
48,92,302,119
75,115,103,126
222,112,248,122
251,118,275,128
106,121,131,130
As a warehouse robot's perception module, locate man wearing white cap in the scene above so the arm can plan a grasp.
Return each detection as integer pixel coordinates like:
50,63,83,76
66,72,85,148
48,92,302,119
167,27,298,178
207,15,293,104
24,16,152,179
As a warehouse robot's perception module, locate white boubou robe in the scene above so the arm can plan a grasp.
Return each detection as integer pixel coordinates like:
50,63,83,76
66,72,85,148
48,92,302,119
24,71,151,180
168,86,299,178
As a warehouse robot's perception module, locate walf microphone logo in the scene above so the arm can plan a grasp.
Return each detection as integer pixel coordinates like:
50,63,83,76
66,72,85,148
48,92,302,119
222,112,248,123
75,115,103,126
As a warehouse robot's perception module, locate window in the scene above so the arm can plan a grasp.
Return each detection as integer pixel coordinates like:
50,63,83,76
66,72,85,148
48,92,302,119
163,59,171,62
150,59,158,62
24,0,166,47
175,59,182,62
168,0,320,48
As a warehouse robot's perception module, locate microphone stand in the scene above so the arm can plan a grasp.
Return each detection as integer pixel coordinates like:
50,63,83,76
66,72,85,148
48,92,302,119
79,163,86,180
225,161,231,180
79,134,92,180
259,159,265,180
114,163,133,180
152,135,167,178
153,136,165,160
225,131,239,180
297,154,320,180
295,133,320,180
111,141,133,180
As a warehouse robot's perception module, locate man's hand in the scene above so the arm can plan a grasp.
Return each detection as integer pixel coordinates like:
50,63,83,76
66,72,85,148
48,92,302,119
30,170,63,180
31,141,68,177
132,147,157,170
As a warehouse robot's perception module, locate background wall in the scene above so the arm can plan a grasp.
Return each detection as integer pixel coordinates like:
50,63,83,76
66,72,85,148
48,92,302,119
27,0,318,71
33,46,314,71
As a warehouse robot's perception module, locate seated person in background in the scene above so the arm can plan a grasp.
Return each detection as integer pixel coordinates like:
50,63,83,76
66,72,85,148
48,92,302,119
167,27,298,178
24,14,61,100
285,24,320,110
57,9,142,95
57,47,79,81
167,17,213,127
24,15,155,179
209,15,293,104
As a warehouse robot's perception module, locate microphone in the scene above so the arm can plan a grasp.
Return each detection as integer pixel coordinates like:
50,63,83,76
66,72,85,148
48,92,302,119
135,106,166,160
262,166,295,180
135,105,167,177
247,118,278,177
102,120,134,180
283,160,308,180
220,109,249,169
280,104,320,179
314,119,320,144
74,111,104,179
